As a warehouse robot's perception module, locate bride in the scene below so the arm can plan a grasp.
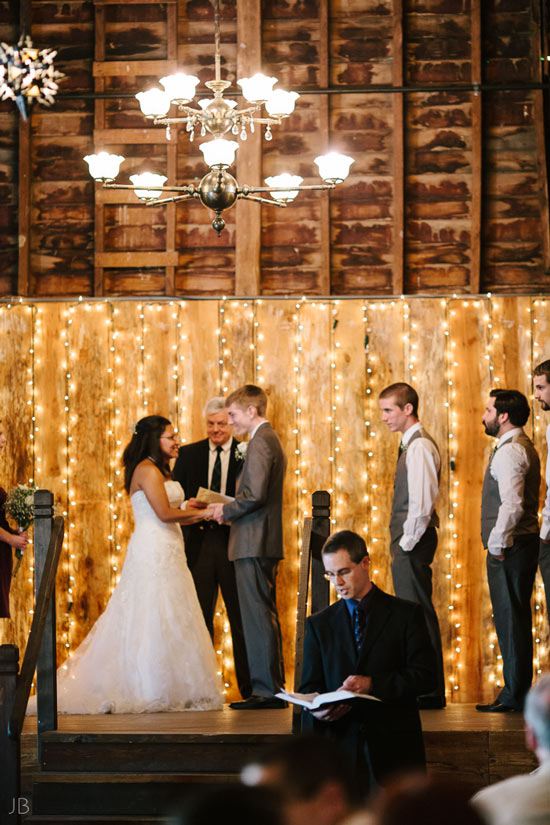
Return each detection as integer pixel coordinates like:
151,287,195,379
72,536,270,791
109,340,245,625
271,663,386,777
28,415,223,714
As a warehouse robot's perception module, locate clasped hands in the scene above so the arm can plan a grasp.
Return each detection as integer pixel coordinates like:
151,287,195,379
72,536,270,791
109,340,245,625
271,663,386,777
187,499,227,525
310,675,373,723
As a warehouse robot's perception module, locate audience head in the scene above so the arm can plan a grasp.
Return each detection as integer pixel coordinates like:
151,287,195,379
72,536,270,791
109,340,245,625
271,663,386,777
241,735,359,825
225,385,268,436
533,360,550,411
171,785,283,825
379,383,419,431
368,773,485,825
524,672,550,760
203,396,232,446
122,415,172,492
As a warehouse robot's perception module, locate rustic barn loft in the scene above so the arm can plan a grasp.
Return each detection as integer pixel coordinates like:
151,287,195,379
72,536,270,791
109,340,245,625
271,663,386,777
2,0,549,296
1,2,550,821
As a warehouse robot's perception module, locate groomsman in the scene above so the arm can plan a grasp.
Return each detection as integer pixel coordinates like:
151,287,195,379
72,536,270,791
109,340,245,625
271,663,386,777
210,385,287,710
173,397,251,700
477,389,540,713
379,382,445,709
533,360,550,625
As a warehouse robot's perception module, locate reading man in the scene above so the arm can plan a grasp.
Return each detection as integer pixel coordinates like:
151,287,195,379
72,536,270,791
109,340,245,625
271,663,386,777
299,530,435,794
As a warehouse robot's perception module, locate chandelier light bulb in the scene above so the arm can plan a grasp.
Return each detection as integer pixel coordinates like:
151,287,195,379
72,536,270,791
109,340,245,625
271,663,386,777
160,73,200,104
199,138,238,169
314,152,354,183
136,88,171,118
129,173,167,200
237,73,278,103
265,173,304,203
264,90,300,118
84,152,125,182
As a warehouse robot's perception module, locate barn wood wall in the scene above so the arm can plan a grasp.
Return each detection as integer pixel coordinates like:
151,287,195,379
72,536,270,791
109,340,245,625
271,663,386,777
0,295,548,704
1,0,549,297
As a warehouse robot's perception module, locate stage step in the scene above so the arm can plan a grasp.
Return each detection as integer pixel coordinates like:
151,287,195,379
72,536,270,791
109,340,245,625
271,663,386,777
32,772,237,817
39,731,279,773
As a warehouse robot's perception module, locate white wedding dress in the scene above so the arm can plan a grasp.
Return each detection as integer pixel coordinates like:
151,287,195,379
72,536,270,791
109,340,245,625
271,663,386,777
28,481,223,714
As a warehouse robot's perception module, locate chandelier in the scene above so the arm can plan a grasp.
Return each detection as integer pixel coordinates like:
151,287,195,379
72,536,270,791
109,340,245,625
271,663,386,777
0,33,64,120
84,0,354,235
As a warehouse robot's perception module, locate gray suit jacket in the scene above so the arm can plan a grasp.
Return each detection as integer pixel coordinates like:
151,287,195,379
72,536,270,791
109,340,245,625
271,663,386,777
222,422,286,561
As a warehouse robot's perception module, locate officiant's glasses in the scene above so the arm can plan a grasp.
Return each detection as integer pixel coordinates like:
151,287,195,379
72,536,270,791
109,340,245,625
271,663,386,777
323,563,360,582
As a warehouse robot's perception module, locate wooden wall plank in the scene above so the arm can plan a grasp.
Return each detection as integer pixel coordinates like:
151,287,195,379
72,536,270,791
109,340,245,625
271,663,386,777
179,301,222,445
0,305,34,653
33,303,76,664
361,300,404,591
255,299,301,687
447,298,492,703
65,302,111,654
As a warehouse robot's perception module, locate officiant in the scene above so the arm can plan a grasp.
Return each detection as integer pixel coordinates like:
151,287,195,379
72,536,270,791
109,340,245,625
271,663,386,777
299,530,435,794
173,398,251,700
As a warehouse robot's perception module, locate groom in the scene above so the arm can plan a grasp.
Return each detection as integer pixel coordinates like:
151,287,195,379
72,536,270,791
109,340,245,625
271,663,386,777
210,384,287,709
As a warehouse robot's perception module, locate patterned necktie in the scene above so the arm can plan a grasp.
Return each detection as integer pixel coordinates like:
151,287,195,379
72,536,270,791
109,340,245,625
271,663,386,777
353,604,365,652
210,446,222,492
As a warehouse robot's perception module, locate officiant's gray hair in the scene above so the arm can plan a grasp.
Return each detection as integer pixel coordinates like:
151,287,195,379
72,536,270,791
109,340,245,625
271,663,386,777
204,397,227,417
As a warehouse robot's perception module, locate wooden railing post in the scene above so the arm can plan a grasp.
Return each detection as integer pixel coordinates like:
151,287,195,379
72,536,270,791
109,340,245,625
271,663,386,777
33,490,57,739
309,491,331,615
0,644,20,824
293,491,331,715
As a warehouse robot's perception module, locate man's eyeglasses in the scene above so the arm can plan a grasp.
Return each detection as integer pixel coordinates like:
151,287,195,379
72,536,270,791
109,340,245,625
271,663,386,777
323,563,360,582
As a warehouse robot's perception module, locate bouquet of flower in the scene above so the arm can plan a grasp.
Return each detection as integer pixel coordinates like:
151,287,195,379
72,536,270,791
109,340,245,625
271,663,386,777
4,484,37,577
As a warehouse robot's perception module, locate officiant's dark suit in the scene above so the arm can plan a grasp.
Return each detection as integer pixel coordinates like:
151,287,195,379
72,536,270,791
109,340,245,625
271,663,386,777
173,427,251,699
299,531,435,793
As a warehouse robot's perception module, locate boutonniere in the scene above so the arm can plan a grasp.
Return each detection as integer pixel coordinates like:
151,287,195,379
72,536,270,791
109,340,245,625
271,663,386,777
234,442,248,462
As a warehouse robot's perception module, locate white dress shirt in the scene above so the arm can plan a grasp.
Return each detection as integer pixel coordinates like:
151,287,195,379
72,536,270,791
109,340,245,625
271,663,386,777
541,422,550,541
400,422,441,552
208,438,232,495
487,428,531,555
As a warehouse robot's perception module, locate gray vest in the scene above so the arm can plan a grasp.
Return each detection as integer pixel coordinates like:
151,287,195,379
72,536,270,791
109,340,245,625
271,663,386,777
481,430,540,548
389,427,440,544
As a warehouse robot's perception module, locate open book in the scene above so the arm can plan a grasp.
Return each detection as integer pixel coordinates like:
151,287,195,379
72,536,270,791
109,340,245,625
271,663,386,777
275,689,382,710
195,486,235,505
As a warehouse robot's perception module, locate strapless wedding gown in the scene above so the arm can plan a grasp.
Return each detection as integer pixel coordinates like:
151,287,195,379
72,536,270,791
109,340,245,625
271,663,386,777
28,481,223,714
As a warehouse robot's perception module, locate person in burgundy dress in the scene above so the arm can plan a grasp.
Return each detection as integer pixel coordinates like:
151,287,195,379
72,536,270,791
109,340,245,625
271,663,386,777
0,421,29,618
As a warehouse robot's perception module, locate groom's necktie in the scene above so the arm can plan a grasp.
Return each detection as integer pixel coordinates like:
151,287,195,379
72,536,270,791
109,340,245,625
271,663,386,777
210,446,223,493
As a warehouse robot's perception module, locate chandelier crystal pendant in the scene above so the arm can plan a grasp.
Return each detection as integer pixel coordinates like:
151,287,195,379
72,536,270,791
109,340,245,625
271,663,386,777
84,0,354,235
0,33,64,120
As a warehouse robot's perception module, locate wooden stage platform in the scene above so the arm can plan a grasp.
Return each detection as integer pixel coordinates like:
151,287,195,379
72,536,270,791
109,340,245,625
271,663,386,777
20,704,537,823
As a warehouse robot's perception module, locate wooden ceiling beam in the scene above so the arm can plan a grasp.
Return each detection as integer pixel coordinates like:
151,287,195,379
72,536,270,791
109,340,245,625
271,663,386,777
235,0,262,296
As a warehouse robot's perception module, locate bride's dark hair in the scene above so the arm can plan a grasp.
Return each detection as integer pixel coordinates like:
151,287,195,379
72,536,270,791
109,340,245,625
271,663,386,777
123,415,172,492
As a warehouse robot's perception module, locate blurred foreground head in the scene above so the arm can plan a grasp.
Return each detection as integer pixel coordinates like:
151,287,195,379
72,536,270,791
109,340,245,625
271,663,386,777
171,784,283,825
241,734,359,825
368,773,485,825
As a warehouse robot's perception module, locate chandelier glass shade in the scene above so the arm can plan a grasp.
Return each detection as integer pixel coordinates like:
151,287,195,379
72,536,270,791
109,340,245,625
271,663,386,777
83,0,354,235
